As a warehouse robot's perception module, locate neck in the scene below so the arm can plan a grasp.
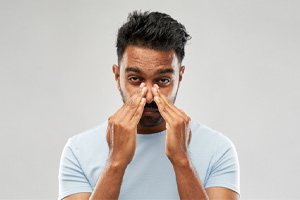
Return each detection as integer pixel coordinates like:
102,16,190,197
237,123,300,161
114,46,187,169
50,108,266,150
137,121,166,134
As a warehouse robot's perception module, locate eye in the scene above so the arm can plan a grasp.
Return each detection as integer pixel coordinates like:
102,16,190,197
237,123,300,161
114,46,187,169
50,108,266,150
128,76,142,84
157,78,171,86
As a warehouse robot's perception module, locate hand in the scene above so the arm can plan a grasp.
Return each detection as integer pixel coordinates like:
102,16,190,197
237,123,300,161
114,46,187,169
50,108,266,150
106,83,147,167
152,84,192,165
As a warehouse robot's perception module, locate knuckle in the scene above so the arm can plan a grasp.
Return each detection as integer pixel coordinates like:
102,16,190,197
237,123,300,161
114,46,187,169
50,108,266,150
178,119,186,127
172,120,182,129
108,117,114,126
184,116,190,124
128,123,135,130
124,125,132,132
115,121,122,128
178,118,185,124
118,121,131,131
187,118,191,125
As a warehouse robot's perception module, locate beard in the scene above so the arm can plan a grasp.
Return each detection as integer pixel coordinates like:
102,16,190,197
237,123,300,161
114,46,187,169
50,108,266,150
138,101,163,127
119,86,179,128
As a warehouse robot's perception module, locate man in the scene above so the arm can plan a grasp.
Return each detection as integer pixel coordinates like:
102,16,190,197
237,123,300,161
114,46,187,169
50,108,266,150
58,11,240,200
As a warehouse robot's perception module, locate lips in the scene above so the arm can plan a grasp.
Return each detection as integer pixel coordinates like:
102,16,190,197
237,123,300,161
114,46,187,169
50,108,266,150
143,107,158,113
143,107,158,112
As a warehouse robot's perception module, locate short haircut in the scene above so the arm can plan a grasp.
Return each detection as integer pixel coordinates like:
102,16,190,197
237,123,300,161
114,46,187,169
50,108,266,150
116,10,191,65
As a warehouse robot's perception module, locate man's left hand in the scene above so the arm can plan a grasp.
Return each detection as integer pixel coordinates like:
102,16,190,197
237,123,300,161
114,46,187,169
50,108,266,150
152,84,192,165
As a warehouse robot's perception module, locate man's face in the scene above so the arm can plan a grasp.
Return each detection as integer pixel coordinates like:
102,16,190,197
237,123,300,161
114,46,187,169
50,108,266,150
113,45,185,128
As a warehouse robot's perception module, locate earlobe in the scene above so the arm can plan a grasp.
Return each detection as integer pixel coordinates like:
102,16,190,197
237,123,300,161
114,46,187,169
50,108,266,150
179,65,185,82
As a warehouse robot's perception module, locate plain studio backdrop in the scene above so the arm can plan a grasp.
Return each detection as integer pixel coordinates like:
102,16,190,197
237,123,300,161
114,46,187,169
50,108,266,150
0,0,299,199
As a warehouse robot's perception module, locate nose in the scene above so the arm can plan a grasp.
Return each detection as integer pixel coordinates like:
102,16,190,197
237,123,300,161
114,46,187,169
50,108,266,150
145,83,154,104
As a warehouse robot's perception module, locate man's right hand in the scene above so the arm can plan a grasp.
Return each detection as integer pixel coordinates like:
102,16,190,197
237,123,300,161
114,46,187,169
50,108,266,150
106,83,147,167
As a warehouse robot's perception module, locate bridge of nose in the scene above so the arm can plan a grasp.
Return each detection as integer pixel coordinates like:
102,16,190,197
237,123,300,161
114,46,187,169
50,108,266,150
145,83,154,104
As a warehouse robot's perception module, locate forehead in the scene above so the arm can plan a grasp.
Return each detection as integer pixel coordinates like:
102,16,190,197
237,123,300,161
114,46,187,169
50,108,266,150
120,45,179,72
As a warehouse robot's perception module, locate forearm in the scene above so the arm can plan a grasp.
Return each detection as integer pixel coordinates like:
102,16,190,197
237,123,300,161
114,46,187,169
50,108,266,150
90,161,127,200
173,159,208,200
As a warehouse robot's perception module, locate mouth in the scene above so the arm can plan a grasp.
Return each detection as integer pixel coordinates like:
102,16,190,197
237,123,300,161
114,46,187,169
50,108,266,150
143,107,158,113
143,102,159,113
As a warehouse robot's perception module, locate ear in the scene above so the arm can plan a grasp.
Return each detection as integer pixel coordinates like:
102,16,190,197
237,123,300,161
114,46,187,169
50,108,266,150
179,65,185,82
112,64,120,90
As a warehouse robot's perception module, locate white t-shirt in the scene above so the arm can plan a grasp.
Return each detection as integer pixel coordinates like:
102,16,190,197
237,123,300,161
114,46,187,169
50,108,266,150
58,120,240,199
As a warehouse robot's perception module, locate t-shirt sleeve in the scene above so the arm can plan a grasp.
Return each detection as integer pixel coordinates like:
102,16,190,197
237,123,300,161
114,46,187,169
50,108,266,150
58,138,92,199
205,137,240,194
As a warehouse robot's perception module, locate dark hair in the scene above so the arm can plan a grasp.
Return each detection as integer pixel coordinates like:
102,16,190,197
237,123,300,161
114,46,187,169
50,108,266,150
116,10,191,64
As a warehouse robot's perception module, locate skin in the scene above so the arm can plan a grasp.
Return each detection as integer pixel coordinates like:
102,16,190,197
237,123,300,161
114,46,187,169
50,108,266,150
64,46,239,200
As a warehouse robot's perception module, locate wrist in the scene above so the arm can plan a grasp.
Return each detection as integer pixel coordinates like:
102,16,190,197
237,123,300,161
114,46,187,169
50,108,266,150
169,155,191,168
107,158,128,171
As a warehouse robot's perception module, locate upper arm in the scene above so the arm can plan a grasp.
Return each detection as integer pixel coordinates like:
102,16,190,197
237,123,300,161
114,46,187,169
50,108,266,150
63,192,91,200
206,187,239,200
205,139,240,195
58,139,92,199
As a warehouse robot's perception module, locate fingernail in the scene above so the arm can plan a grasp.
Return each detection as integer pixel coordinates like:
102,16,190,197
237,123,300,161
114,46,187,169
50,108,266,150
152,87,157,93
154,84,159,89
141,97,146,104
142,87,147,93
140,82,145,88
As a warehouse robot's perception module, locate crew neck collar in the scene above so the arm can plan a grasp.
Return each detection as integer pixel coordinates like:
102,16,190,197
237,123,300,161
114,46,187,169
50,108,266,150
137,130,166,136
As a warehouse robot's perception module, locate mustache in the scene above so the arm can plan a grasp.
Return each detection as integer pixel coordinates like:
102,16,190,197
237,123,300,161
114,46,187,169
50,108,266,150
144,101,158,109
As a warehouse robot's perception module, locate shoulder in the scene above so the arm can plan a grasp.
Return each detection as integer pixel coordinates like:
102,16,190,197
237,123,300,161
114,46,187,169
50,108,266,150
58,123,109,200
68,121,108,147
189,120,237,158
190,121,237,164
64,121,109,161
189,121,240,194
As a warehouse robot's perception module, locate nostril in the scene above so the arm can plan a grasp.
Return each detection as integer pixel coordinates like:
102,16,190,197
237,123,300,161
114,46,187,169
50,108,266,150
146,97,153,103
146,94,154,104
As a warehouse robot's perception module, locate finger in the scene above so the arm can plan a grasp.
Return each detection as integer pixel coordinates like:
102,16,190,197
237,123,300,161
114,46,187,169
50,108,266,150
177,107,191,125
168,105,191,143
152,84,172,105
153,86,192,144
153,95,174,123
154,85,191,123
122,86,147,121
117,83,147,121
152,85,192,146
106,119,113,149
152,86,179,122
152,85,178,115
130,97,146,125
152,86,177,122
188,130,192,145
169,103,192,145
116,83,145,115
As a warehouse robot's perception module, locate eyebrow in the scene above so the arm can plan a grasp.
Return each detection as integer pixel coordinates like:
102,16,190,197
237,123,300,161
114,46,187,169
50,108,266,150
156,68,175,74
125,67,142,74
125,67,174,75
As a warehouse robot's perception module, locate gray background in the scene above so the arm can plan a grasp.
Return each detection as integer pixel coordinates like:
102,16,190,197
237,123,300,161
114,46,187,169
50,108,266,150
0,0,299,199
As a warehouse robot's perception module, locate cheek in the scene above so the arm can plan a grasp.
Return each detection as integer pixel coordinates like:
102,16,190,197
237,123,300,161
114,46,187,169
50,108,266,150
161,84,177,100
121,81,140,100
171,78,180,96
119,76,131,97
165,76,179,98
